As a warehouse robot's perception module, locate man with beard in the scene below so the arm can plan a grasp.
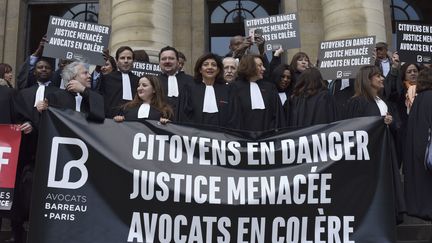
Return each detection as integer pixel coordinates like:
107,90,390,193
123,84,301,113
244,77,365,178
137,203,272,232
98,46,139,118
42,62,104,122
157,46,193,121
11,59,60,243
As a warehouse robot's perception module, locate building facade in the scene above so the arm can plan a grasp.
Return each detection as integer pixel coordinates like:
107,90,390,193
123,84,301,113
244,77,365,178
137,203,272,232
0,0,430,84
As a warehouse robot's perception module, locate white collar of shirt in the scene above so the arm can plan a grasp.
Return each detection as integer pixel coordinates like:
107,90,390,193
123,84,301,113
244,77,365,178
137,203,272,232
381,59,390,77
375,97,388,116
121,73,133,100
278,92,287,105
75,93,82,112
60,78,66,90
202,85,219,113
33,82,50,107
250,82,265,110
137,103,151,118
167,73,179,97
340,79,350,90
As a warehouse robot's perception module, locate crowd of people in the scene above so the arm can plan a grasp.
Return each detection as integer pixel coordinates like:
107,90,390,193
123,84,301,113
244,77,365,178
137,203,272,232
1,34,432,242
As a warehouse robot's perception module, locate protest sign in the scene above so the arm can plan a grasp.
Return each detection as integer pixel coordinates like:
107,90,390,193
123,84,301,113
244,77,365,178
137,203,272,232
28,108,398,242
43,16,111,65
244,13,300,51
131,62,161,77
0,125,22,210
397,22,432,63
318,36,375,80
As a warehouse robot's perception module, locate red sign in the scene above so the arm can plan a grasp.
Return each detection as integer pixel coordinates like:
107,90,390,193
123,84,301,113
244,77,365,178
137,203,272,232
0,125,21,189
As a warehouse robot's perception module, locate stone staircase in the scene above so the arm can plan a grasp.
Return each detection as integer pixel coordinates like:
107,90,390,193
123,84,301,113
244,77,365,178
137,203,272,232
397,216,432,243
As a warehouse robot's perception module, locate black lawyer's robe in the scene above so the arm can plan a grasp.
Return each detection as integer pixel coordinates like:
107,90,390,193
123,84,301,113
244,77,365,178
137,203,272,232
288,90,336,127
404,90,432,220
346,95,406,222
98,70,139,118
46,88,105,122
0,86,15,124
228,79,284,131
120,106,162,122
178,81,230,127
14,84,60,128
158,72,193,121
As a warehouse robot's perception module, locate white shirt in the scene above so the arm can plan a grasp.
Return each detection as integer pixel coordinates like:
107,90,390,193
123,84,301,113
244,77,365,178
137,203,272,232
202,85,219,113
375,97,388,116
250,82,265,109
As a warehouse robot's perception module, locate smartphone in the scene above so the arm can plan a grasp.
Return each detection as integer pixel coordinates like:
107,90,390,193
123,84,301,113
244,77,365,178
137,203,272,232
254,28,263,41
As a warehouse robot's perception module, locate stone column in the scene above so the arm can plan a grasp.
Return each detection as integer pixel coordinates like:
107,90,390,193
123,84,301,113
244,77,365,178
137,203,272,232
110,0,173,61
0,0,26,87
321,0,387,42
283,0,324,65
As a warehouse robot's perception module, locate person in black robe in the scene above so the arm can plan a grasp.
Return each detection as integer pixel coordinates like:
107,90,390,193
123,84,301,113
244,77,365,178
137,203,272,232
346,65,405,223
228,54,284,131
289,51,313,87
328,78,355,120
91,50,116,90
404,68,432,220
157,46,193,121
12,59,60,243
0,85,15,123
44,62,104,122
288,68,335,127
178,53,230,127
270,64,293,121
114,75,172,123
0,84,16,237
16,37,72,90
345,65,394,123
98,46,139,118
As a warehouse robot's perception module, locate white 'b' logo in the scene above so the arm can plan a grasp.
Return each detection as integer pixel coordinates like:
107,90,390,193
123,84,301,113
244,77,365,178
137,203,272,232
48,137,88,189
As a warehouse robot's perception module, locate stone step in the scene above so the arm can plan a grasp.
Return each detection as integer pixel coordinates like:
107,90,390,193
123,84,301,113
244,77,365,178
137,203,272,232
397,215,432,242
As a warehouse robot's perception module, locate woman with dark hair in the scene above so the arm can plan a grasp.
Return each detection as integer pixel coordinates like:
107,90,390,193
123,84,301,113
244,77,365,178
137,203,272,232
404,68,432,220
114,75,172,123
346,65,393,124
178,53,230,127
289,51,313,86
288,67,335,127
271,64,293,107
92,54,117,90
228,54,284,131
0,63,14,88
270,64,292,122
400,63,420,113
101,55,117,75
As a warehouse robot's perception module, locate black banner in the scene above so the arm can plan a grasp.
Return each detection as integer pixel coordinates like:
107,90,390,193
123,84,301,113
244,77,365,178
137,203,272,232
43,16,111,65
318,36,375,80
396,21,432,63
244,13,300,51
28,108,397,242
